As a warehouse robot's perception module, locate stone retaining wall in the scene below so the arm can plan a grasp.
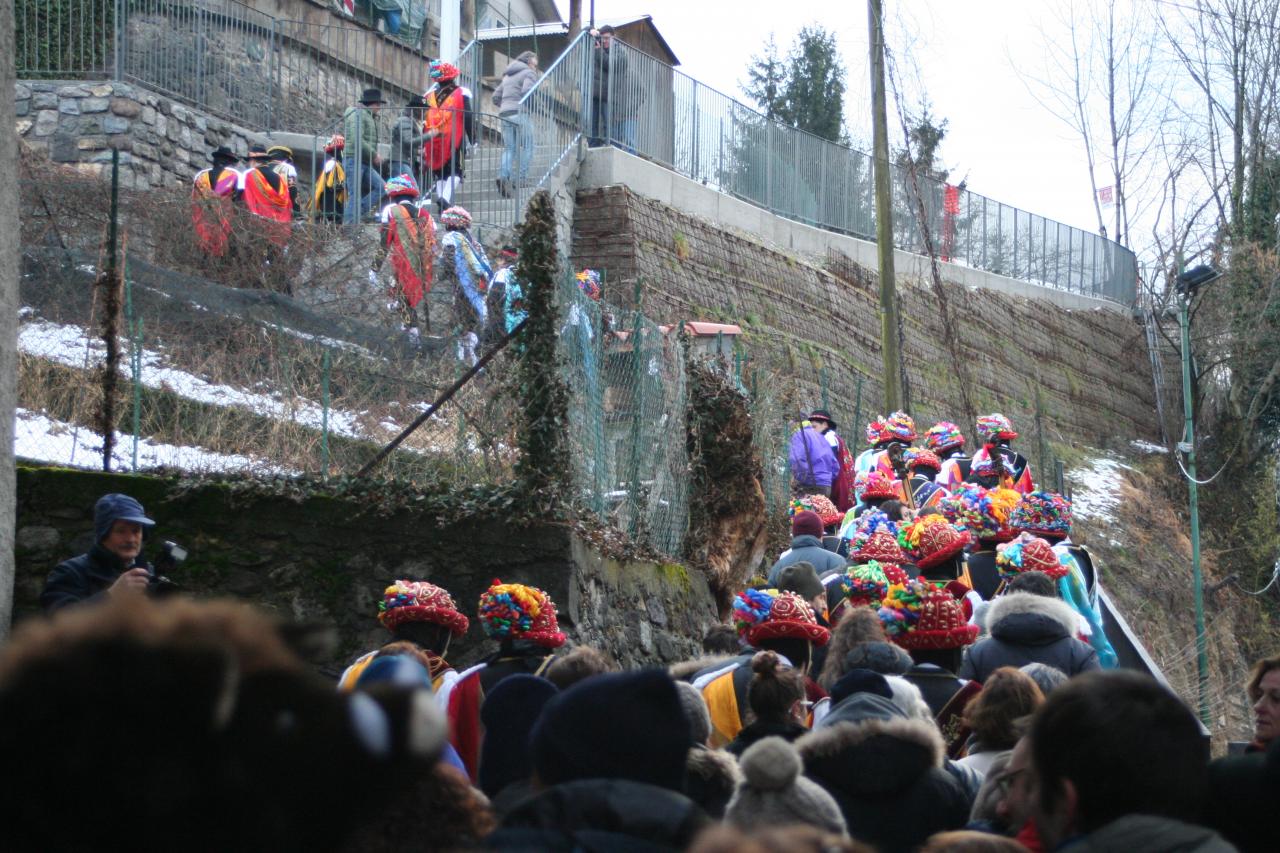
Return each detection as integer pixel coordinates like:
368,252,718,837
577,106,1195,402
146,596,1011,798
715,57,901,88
15,80,261,190
14,466,719,674
572,185,1159,453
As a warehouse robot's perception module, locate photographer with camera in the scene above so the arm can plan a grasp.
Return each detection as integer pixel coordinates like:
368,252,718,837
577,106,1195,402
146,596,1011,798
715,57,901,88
41,493,182,613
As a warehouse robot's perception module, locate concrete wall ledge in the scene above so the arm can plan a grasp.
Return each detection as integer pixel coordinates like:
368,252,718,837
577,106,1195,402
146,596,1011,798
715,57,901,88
577,145,1125,315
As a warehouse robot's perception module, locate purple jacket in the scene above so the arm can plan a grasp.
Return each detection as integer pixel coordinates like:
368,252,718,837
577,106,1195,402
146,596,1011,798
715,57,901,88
789,426,839,488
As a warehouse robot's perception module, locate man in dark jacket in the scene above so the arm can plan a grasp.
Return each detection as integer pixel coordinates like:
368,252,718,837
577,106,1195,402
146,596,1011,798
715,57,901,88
960,586,1100,684
767,511,845,585
1030,670,1230,852
587,25,630,148
41,493,156,612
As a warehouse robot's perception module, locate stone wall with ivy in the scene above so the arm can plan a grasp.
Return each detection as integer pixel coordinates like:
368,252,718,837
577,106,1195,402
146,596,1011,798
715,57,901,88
572,185,1158,456
13,466,719,674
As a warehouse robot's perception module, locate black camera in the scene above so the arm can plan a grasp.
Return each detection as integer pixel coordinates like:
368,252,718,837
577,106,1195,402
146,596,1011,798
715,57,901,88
149,541,187,596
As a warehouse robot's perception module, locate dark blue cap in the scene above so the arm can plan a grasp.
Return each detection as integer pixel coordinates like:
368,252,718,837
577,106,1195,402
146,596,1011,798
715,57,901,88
93,493,155,543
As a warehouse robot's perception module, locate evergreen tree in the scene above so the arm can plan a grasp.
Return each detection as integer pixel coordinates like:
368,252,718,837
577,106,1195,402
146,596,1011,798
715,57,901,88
743,27,846,144
743,35,787,121
781,26,847,143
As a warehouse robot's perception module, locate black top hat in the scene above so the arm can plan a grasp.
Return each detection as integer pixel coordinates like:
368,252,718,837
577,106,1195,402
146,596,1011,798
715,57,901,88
808,409,838,429
406,94,428,109
210,146,239,163
360,87,387,105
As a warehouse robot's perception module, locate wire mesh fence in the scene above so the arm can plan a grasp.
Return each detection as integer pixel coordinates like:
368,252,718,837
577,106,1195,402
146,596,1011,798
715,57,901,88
559,274,689,556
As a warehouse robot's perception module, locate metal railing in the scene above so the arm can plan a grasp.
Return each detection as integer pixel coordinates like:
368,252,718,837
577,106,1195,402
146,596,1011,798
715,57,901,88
15,0,451,133
596,40,1139,305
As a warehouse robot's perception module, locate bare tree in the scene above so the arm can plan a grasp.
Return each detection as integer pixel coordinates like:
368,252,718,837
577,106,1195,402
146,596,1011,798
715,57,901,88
1024,0,1167,248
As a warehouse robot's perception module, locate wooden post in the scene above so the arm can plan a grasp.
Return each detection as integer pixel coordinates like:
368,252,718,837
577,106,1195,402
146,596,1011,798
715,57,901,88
869,0,901,412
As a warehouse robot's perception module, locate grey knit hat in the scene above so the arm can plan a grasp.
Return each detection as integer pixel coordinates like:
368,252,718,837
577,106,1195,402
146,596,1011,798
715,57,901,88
675,680,712,746
725,736,848,836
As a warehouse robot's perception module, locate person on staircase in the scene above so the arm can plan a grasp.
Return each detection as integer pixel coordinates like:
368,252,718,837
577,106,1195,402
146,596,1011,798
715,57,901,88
341,88,387,225
493,51,539,198
423,61,475,212
388,94,429,190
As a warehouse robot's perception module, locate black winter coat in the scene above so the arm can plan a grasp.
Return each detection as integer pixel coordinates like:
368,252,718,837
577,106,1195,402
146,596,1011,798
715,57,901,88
959,592,1100,683
485,778,709,852
725,718,809,757
799,715,971,853
41,545,152,613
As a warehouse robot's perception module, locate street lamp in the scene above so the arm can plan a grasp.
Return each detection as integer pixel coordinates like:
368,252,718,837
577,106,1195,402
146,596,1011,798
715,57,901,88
1175,263,1222,729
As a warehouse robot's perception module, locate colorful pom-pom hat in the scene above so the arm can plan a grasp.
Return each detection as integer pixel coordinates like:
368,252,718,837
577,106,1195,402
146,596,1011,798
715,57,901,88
1009,491,1073,537
836,560,910,610
924,421,965,453
378,579,471,635
880,581,978,650
996,533,1068,581
732,588,830,647
905,447,942,472
898,515,971,571
791,494,843,528
575,268,602,301
849,509,908,565
477,579,566,648
941,484,1021,543
976,413,1018,442
854,470,900,502
440,206,472,229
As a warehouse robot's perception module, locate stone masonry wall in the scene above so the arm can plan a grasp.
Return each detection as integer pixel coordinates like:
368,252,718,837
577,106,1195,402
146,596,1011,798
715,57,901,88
16,81,262,191
572,185,1158,451
13,466,719,675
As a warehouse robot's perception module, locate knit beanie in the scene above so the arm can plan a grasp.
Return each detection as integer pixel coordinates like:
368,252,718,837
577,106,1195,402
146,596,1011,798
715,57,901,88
726,736,848,836
791,510,824,538
828,667,893,706
478,674,559,798
777,561,824,601
530,669,691,791
674,680,713,746
93,493,155,543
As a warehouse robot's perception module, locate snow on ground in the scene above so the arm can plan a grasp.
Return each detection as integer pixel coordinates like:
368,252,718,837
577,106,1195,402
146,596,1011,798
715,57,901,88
1130,439,1168,454
14,408,297,475
1066,455,1134,546
18,317,404,441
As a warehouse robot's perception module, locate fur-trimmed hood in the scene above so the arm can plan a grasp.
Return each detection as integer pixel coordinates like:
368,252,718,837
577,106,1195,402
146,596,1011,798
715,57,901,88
670,654,737,682
987,592,1078,643
798,716,946,797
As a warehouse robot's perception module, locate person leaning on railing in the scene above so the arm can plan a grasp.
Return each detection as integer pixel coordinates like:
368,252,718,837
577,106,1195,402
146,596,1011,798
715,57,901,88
588,25,628,148
342,88,388,225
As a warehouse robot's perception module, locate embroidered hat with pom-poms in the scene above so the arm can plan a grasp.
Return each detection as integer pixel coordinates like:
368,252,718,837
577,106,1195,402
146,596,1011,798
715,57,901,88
882,582,978,650
834,560,910,612
790,494,842,527
848,509,907,565
377,580,471,635
941,484,1021,543
996,533,1069,581
477,580,566,649
898,515,971,571
865,415,889,447
885,410,918,443
1010,491,1073,537
732,589,829,647
976,413,1018,442
440,206,472,229
905,447,942,472
854,470,900,502
925,421,965,453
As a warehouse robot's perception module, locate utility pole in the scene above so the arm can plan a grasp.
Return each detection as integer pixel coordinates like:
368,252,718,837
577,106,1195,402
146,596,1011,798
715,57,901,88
868,0,901,412
1176,268,1213,728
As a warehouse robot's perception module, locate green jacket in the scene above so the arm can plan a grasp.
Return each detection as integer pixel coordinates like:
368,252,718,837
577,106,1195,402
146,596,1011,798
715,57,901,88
342,105,379,163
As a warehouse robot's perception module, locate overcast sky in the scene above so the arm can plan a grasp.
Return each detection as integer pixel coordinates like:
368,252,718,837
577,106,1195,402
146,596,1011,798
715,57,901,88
552,0,1109,237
